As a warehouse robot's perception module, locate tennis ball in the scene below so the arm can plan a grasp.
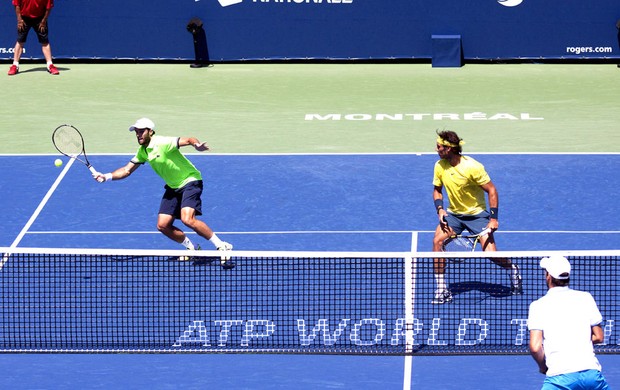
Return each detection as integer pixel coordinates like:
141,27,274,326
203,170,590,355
54,158,63,167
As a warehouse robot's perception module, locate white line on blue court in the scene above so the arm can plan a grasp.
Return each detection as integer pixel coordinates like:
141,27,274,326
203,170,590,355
0,158,75,269
403,232,418,390
25,230,620,234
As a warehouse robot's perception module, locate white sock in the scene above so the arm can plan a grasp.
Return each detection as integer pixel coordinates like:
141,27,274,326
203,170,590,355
434,274,447,291
13,61,19,67
181,237,194,250
209,233,224,248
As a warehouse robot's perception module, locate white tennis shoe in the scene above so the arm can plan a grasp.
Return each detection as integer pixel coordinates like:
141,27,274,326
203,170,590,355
432,288,453,304
217,242,234,268
510,264,523,295
178,244,202,261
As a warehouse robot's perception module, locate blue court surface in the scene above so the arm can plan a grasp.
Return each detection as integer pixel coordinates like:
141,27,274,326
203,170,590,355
1,153,619,389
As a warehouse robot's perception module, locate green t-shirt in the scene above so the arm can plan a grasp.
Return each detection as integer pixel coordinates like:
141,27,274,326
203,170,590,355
131,135,202,189
432,155,491,215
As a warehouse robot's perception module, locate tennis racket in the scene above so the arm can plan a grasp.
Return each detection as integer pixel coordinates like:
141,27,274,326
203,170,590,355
442,227,493,253
52,124,97,175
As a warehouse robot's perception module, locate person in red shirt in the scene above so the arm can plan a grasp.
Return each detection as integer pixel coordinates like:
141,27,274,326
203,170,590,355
7,0,59,76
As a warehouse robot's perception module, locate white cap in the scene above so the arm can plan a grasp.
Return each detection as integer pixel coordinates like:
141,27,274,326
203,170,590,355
540,255,571,280
129,118,155,131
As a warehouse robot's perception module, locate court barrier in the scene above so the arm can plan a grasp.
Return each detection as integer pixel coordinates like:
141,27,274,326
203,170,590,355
0,1,618,61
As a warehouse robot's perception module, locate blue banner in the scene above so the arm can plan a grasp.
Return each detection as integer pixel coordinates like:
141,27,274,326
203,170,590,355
1,0,618,61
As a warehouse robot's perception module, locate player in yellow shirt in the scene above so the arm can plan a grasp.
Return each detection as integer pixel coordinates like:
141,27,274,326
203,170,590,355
431,130,522,304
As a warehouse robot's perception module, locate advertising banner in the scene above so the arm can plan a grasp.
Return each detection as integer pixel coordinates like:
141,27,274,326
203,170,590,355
1,0,618,61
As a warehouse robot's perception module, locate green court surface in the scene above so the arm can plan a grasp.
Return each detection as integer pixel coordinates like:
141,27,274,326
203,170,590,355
1,63,619,154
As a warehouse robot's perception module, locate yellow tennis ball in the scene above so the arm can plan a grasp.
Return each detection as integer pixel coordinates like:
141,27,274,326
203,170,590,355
54,158,63,167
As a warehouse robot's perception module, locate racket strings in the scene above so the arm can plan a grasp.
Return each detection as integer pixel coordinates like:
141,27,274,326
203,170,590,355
443,237,474,252
53,126,84,156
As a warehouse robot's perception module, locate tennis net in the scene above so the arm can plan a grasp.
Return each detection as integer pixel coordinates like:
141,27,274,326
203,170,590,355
0,248,618,354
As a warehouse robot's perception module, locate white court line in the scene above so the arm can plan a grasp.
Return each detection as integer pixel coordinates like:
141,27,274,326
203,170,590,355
0,158,75,270
24,230,620,235
26,230,421,234
403,232,418,390
3,152,619,157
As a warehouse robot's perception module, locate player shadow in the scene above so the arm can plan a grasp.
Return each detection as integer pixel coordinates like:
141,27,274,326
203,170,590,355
191,257,216,266
449,281,512,298
107,255,233,268
13,66,70,74
107,255,147,262
192,257,237,269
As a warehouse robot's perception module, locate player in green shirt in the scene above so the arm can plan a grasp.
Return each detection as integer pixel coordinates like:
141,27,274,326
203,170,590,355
431,130,522,304
93,118,232,262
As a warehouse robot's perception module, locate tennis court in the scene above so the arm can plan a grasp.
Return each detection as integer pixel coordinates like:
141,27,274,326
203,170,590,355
1,63,619,389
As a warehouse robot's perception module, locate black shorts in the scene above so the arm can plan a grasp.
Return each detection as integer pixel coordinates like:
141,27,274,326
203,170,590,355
159,180,203,219
17,16,50,45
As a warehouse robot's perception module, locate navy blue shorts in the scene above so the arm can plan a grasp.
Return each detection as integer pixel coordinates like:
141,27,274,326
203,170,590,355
17,16,49,45
445,210,490,235
159,180,203,219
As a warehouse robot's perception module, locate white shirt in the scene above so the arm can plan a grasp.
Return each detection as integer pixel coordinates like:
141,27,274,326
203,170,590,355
528,287,603,377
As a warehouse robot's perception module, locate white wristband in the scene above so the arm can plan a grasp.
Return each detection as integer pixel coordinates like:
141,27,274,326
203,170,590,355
103,173,113,182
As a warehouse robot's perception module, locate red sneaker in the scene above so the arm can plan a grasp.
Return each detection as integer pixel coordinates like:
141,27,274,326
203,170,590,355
7,65,18,76
47,64,59,75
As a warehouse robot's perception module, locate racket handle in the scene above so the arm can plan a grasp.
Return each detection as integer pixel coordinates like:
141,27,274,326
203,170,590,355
88,166,98,175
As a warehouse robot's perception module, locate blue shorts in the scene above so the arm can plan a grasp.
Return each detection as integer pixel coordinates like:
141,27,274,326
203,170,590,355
445,211,490,235
542,369,609,390
17,16,50,45
159,180,203,219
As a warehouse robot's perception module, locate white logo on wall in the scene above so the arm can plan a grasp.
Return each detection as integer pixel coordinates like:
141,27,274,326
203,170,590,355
497,0,523,7
218,0,243,6
216,0,353,7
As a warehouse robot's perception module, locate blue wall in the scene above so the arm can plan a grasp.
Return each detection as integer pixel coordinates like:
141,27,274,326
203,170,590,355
1,0,618,61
